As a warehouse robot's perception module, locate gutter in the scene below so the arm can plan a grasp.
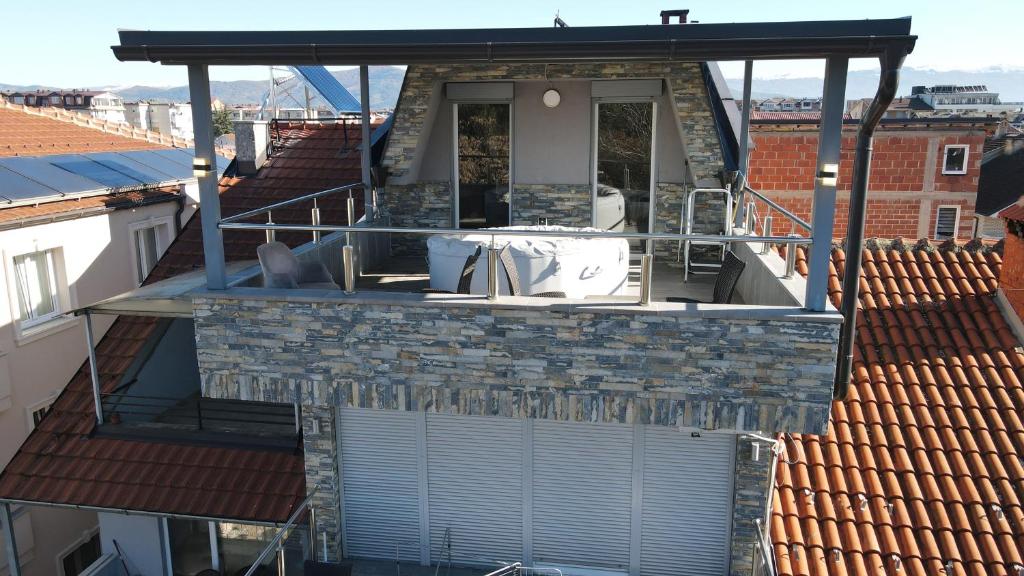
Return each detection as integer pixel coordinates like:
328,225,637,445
0,192,180,233
833,49,906,399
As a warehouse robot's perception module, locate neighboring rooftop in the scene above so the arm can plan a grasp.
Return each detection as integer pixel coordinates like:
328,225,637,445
772,241,1024,576
0,120,364,523
977,144,1024,217
0,104,166,157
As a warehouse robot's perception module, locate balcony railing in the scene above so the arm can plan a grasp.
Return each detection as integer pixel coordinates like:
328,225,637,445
215,181,820,307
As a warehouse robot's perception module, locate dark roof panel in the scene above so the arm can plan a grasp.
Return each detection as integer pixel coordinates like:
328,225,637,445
977,145,1024,216
112,19,915,65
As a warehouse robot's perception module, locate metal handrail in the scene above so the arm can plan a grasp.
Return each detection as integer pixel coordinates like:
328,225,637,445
742,185,812,232
219,221,812,245
753,518,778,576
221,182,364,225
243,486,319,576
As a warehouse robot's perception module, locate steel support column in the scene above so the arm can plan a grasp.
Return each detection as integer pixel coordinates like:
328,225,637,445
188,64,227,289
804,57,848,311
84,311,103,425
734,60,754,228
359,65,373,221
1,503,21,576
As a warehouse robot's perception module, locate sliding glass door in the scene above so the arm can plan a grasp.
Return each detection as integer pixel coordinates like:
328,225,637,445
454,103,511,228
593,101,656,253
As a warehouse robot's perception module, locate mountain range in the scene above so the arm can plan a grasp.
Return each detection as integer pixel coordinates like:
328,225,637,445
723,67,1024,102
3,66,1021,109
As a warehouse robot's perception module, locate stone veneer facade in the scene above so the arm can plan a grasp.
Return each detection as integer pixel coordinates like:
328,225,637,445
378,62,725,257
511,183,592,227
194,290,837,575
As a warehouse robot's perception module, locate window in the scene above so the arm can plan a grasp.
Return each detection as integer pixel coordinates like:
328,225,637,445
50,96,61,105
11,96,23,104
942,144,969,175
75,95,83,105
26,394,57,432
130,219,172,285
935,206,961,239
59,532,100,576
25,95,35,105
454,102,511,228
594,101,656,253
12,249,64,329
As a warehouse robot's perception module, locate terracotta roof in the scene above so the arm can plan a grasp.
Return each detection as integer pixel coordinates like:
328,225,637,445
999,203,1024,221
772,243,1024,576
0,106,166,157
0,187,180,226
0,121,364,523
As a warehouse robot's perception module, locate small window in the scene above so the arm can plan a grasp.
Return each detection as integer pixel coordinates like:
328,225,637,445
942,144,969,175
12,249,64,329
75,95,83,105
26,394,57,431
11,96,24,104
60,532,101,576
935,206,961,239
25,95,35,105
130,220,171,285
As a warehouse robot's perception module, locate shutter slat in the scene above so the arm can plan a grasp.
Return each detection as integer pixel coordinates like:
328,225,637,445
640,429,735,576
532,420,633,570
339,408,422,561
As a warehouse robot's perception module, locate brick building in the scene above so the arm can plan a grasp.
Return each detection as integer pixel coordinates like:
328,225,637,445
747,118,996,240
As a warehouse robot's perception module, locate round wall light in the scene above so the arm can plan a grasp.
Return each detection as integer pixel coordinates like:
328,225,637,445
542,88,561,108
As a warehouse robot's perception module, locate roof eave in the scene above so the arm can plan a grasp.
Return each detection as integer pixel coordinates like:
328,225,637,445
111,20,916,66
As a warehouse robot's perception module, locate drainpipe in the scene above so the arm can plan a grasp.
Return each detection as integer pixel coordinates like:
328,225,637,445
834,50,905,400
173,185,185,236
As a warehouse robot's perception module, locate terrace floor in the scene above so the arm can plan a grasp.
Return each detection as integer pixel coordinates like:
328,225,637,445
356,258,735,304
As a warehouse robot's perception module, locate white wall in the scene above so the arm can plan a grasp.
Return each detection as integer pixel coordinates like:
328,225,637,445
97,513,167,576
0,197,196,576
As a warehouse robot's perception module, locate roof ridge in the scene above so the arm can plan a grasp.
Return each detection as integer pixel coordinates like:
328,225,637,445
830,236,1004,256
0,100,234,158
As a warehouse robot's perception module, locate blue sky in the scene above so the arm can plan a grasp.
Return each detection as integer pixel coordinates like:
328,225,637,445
3,0,1021,88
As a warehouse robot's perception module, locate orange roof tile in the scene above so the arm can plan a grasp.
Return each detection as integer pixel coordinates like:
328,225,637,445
0,106,165,157
0,121,364,523
772,244,1024,576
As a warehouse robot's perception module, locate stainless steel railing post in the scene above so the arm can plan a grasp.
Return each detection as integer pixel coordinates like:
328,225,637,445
311,200,321,244
784,234,799,279
760,216,773,255
342,245,356,294
346,195,356,247
487,246,499,301
639,254,654,306
745,202,756,234
266,212,275,244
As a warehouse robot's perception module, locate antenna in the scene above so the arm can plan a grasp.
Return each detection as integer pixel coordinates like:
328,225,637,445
554,11,569,28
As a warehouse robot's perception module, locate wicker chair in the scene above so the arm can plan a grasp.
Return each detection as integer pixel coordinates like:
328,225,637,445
497,244,566,298
667,250,745,304
423,246,482,295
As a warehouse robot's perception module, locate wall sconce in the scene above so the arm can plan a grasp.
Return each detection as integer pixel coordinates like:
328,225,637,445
193,157,213,177
818,163,839,187
542,88,561,108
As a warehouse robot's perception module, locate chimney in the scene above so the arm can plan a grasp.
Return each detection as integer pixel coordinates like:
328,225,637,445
233,120,270,175
660,9,689,24
999,209,1024,323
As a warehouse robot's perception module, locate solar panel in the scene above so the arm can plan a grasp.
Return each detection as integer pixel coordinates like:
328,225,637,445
49,155,147,188
150,148,195,169
119,150,194,180
292,65,361,113
0,165,63,203
0,156,105,195
89,152,181,183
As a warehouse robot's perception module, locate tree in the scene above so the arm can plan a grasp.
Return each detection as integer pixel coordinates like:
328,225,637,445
211,108,234,138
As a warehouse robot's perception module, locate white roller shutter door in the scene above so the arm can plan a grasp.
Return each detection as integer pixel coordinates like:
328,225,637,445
426,413,524,566
532,420,634,571
640,429,735,576
338,408,422,562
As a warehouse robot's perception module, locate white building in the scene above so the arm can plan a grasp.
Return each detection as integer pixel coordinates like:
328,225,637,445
0,104,203,576
123,102,194,140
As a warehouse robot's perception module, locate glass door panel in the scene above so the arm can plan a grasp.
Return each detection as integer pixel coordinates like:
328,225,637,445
456,103,511,229
594,102,654,253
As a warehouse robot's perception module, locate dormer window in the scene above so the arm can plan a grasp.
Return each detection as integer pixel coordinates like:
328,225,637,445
75,95,83,105
25,95,35,105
